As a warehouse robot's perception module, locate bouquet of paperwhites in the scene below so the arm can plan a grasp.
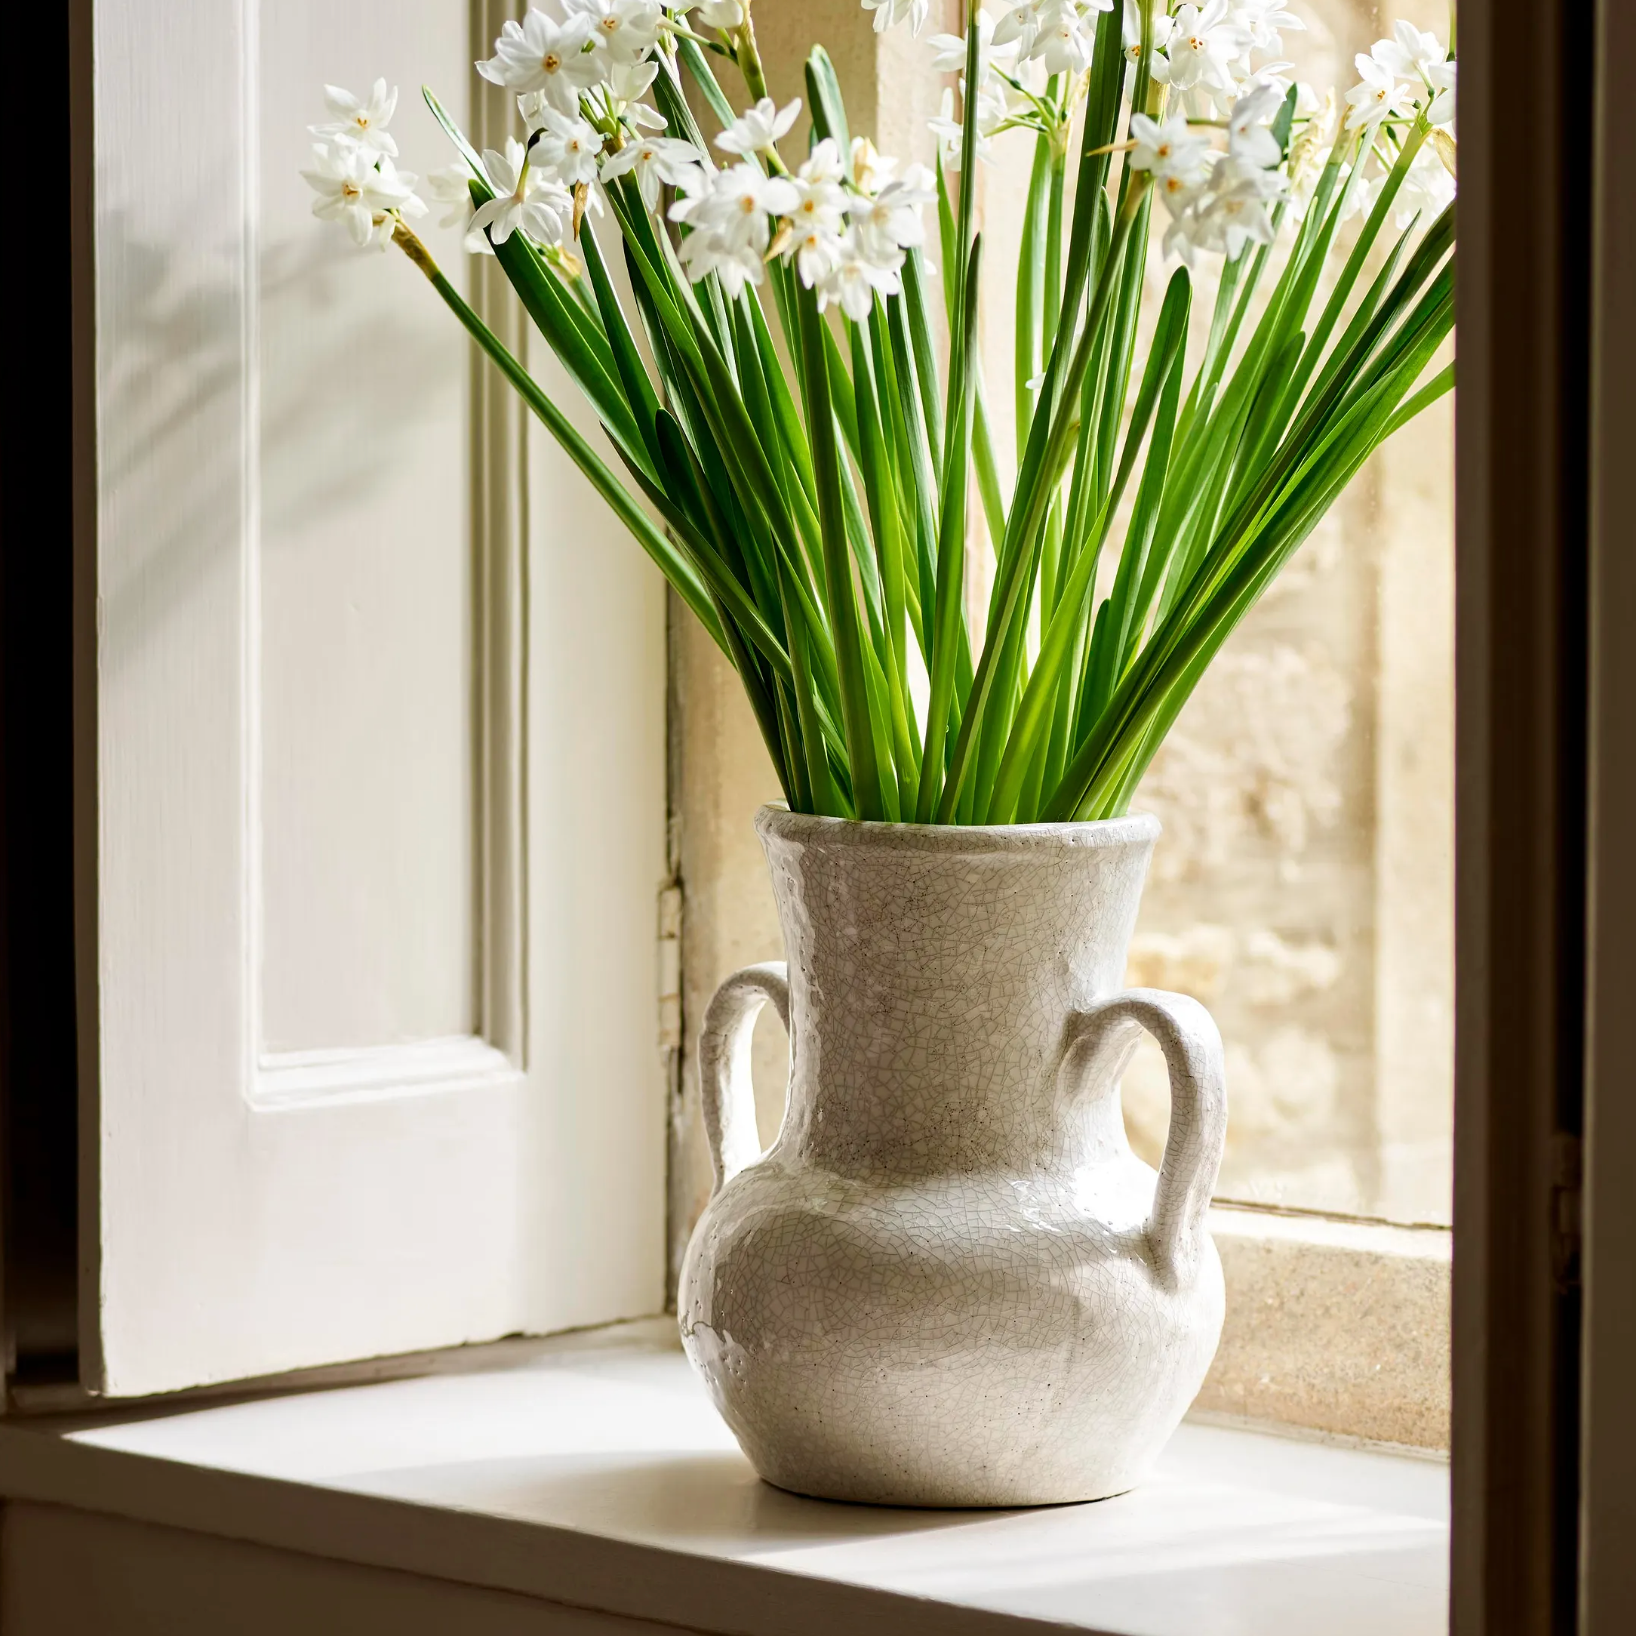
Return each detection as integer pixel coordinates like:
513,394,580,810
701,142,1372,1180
303,0,1455,825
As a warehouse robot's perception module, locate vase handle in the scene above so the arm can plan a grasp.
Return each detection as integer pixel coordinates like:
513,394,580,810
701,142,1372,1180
699,962,789,1196
1062,989,1228,1290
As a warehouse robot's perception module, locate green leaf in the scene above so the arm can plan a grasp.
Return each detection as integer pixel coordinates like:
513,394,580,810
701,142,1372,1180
919,234,982,822
798,282,885,821
804,46,852,155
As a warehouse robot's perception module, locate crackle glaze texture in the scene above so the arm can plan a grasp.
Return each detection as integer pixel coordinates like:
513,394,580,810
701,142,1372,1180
679,808,1229,1508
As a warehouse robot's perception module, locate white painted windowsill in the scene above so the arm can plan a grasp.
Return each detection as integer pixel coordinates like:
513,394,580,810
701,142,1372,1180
0,1320,1448,1636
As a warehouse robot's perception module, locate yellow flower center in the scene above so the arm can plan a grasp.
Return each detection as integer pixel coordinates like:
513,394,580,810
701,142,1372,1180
543,52,561,72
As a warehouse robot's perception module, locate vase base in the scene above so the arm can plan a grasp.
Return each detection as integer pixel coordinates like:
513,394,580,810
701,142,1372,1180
750,1465,1144,1511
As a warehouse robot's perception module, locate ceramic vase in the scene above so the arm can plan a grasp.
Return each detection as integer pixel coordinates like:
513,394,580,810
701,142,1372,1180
679,806,1228,1507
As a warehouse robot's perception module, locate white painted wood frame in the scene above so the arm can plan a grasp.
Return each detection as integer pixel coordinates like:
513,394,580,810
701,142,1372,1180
81,0,668,1397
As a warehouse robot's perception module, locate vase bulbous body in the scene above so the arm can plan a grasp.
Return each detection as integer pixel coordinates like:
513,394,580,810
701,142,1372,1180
679,807,1228,1508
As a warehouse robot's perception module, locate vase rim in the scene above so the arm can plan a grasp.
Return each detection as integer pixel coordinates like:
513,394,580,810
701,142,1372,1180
756,804,1160,854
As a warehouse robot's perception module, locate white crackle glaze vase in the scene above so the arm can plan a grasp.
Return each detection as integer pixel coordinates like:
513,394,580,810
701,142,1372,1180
679,806,1228,1508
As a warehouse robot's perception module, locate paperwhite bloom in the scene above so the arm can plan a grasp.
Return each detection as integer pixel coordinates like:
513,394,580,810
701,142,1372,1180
1375,20,1446,85
1122,1,1175,77
927,9,1017,77
1223,80,1286,171
564,0,662,66
303,143,425,248
715,96,801,158
670,162,799,297
1031,1,1106,77
927,79,1009,169
603,56,666,130
466,137,575,247
1426,60,1455,128
1199,174,1280,258
781,223,843,289
773,146,857,293
477,10,599,111
848,137,894,195
1230,0,1302,58
1344,47,1418,131
1128,113,1213,186
601,134,708,208
310,80,399,160
1165,2,1251,101
849,163,936,262
860,0,931,35
528,105,604,187
1154,80,1288,262
993,1,1046,56
1368,143,1455,229
688,0,744,28
818,228,904,320
427,162,482,234
787,139,850,235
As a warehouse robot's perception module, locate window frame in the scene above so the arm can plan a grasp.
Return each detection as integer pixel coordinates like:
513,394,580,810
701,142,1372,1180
4,1,1624,1626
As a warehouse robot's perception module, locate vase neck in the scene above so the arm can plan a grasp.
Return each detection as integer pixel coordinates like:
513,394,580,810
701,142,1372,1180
759,817,1155,1178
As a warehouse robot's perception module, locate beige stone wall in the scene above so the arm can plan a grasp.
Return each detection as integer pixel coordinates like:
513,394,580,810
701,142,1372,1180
668,0,1455,1284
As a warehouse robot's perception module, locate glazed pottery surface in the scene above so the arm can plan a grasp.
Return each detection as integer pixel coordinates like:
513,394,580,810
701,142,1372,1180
679,807,1228,1507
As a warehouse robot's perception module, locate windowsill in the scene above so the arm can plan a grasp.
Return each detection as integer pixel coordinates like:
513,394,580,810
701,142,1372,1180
0,1317,1447,1635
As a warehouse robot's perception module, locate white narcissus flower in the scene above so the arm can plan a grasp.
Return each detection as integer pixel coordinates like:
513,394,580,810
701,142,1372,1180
1152,168,1205,223
688,0,744,27
427,162,483,235
564,0,663,66
818,228,904,321
1230,0,1302,58
1165,2,1251,100
1368,144,1455,229
1127,113,1213,187
1031,1,1108,78
849,164,937,262
477,10,599,111
787,139,850,237
1200,175,1280,259
848,137,895,196
310,80,399,160
788,225,846,290
303,143,425,249
669,163,800,297
601,134,708,209
1122,2,1175,78
1344,45,1417,131
1223,80,1286,171
715,96,802,157
604,57,666,129
467,136,575,248
1375,20,1446,85
1426,60,1455,129
993,2,1046,57
927,9,1017,78
529,105,605,187
778,143,851,292
929,84,999,170
861,0,931,35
